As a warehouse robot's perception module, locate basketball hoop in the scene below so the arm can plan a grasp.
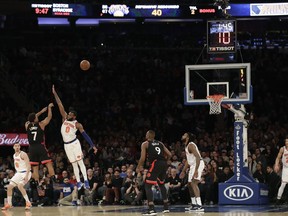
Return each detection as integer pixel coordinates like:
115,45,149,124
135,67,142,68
207,94,225,115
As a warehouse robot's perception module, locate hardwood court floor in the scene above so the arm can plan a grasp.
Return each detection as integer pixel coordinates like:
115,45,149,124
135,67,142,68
1,204,288,216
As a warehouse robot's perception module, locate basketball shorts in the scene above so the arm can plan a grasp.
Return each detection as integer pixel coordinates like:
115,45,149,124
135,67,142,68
10,171,32,186
145,160,167,185
282,167,288,182
188,160,205,182
64,139,83,163
29,144,52,165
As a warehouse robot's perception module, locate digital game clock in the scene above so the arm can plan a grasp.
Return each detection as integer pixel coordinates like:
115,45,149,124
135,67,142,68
207,19,237,54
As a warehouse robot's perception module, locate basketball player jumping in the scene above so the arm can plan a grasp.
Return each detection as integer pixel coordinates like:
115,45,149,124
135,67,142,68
25,103,56,184
180,132,205,212
274,136,288,203
2,143,32,211
52,85,97,190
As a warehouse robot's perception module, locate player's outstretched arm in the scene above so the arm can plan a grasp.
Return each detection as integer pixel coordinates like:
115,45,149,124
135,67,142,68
77,122,97,154
52,85,67,120
36,106,48,118
41,103,54,127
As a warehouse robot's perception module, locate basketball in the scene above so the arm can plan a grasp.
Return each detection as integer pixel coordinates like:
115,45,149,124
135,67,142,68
80,60,90,71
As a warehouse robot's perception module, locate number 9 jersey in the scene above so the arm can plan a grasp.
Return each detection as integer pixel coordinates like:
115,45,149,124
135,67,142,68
147,140,166,163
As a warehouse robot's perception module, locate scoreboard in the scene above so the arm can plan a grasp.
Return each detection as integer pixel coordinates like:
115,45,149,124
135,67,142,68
30,2,288,19
31,3,221,18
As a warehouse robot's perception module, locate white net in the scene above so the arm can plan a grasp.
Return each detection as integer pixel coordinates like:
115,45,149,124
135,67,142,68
207,95,224,115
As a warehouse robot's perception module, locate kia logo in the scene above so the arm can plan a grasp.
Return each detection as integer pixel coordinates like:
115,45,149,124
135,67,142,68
224,185,253,201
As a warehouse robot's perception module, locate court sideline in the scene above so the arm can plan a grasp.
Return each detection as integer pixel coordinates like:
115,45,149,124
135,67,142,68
1,204,288,216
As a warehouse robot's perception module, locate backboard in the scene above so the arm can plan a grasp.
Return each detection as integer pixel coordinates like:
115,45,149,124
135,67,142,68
184,63,252,105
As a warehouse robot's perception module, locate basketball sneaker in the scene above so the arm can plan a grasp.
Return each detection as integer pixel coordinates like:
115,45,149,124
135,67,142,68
77,182,84,190
84,180,90,189
142,209,157,216
162,202,169,213
162,209,170,213
1,203,12,210
185,204,196,211
25,202,32,210
188,205,204,212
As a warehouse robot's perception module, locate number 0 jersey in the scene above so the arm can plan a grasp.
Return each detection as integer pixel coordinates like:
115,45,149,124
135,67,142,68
61,120,78,143
147,140,166,163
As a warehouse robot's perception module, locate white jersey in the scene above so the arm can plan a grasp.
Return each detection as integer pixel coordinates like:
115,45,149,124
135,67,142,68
61,120,78,143
282,146,288,168
14,151,27,172
185,142,201,166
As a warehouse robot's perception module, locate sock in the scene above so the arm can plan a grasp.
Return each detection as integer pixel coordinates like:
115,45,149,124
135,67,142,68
78,160,88,181
191,197,196,205
23,194,30,202
196,197,202,206
7,196,12,205
72,162,81,182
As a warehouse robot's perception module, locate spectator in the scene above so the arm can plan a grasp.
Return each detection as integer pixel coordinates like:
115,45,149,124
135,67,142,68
165,168,181,204
58,177,78,206
266,164,281,202
81,168,98,205
253,162,266,183
124,178,143,205
104,169,123,204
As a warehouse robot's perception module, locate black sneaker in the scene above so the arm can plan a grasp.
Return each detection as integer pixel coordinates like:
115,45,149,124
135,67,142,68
185,204,195,211
190,205,204,212
142,209,157,215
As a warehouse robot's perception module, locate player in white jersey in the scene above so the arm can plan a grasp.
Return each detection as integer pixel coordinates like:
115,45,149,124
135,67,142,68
52,85,97,190
274,136,288,203
180,132,204,212
2,143,32,211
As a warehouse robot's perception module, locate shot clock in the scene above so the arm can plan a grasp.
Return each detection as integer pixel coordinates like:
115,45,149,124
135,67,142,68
207,19,237,54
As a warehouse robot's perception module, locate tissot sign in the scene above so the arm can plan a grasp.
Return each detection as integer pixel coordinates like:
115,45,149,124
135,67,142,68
0,133,29,146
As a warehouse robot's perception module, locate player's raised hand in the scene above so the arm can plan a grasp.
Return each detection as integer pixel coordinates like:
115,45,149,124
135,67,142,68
41,107,48,113
92,146,98,154
52,84,56,94
48,103,54,108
